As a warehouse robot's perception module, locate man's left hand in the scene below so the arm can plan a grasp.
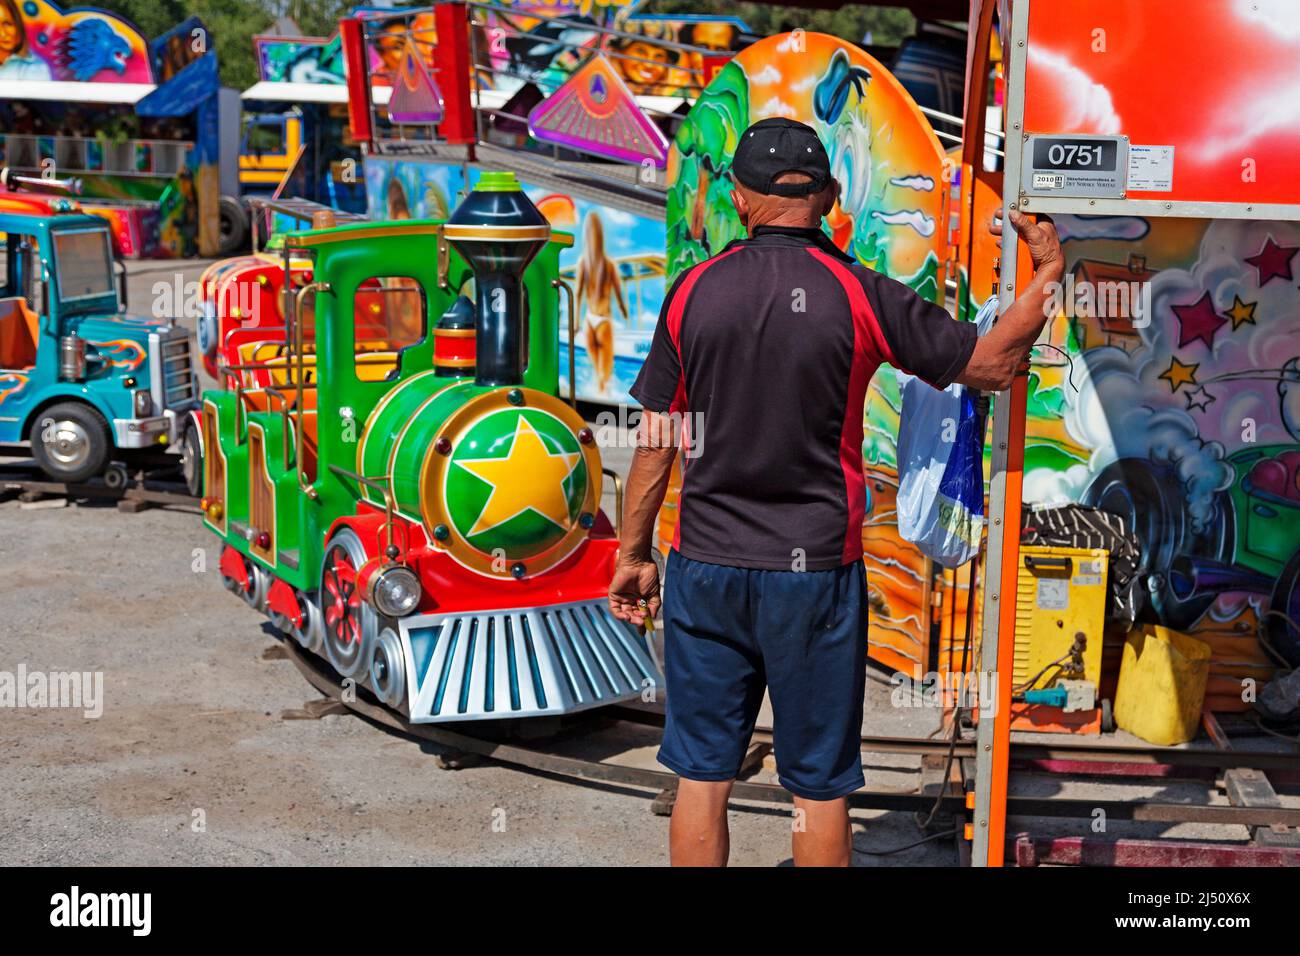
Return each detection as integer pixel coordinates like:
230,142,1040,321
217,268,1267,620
608,555,661,626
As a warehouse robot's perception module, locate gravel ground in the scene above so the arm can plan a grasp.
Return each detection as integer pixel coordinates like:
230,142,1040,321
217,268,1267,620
0,259,1292,867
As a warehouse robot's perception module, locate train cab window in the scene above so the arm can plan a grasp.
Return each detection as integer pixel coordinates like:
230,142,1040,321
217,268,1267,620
353,276,425,382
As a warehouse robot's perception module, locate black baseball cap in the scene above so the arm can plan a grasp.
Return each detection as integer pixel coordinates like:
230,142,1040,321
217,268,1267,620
730,118,833,197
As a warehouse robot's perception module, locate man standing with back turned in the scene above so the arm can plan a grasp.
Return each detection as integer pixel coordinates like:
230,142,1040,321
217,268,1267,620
609,118,1063,866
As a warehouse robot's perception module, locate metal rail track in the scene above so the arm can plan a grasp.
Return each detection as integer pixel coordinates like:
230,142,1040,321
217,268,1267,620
0,461,198,510
281,639,1300,829
607,706,1300,774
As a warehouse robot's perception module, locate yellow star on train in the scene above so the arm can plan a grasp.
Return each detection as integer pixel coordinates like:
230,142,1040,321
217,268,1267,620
455,417,580,535
1158,355,1199,393
1226,295,1257,330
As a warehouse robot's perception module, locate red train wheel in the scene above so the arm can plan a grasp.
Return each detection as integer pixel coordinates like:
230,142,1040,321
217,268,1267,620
319,529,376,678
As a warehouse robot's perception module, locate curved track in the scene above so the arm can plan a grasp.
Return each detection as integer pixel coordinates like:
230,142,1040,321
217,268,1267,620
280,638,1300,828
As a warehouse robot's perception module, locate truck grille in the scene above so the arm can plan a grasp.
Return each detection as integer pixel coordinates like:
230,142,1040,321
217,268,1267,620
150,329,199,411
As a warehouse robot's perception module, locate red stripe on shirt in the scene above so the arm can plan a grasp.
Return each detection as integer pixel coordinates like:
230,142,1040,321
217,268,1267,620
806,247,896,365
663,250,739,550
806,247,881,564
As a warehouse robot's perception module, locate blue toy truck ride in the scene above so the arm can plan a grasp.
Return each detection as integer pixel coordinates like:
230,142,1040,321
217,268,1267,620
0,171,202,491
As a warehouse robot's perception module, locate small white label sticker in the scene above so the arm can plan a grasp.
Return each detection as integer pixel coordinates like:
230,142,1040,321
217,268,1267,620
1036,578,1069,611
1128,144,1175,192
1032,172,1065,190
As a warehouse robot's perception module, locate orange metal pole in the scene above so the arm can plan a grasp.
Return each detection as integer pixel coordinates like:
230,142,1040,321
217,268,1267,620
980,236,1036,867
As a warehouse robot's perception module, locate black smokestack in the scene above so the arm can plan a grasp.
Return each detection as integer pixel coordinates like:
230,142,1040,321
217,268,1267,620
443,172,550,387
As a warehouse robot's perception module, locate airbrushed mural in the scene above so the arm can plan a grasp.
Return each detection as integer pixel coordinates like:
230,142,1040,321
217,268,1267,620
254,34,345,85
0,3,218,256
995,216,1300,704
364,156,467,222
530,189,664,404
0,0,150,81
947,0,1300,699
668,32,946,293
364,155,665,404
666,30,951,676
471,0,746,100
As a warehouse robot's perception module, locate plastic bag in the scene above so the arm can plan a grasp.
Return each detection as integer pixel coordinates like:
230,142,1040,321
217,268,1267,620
893,297,997,568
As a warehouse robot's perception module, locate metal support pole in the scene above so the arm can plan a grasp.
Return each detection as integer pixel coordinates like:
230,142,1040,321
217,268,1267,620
970,0,1032,868
434,2,477,149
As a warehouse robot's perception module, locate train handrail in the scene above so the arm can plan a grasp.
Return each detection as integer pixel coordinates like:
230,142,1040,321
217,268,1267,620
262,385,295,471
327,464,400,566
293,281,331,501
552,277,577,409
436,226,451,290
602,467,622,537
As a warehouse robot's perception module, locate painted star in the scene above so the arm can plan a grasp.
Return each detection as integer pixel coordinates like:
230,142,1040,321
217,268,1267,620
1172,292,1227,350
455,418,580,535
1226,295,1257,330
1245,236,1298,286
1184,385,1215,412
1159,356,1199,392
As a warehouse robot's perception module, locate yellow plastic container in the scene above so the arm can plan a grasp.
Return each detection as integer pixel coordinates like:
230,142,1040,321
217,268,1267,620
1114,624,1211,745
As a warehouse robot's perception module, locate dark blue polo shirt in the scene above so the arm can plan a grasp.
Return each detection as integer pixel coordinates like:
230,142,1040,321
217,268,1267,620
630,225,977,571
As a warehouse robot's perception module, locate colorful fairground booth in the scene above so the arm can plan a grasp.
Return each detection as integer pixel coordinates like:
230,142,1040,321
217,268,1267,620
0,4,223,257
234,25,368,240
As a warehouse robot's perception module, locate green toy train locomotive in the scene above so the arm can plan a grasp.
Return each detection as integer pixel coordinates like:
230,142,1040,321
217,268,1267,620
201,172,661,721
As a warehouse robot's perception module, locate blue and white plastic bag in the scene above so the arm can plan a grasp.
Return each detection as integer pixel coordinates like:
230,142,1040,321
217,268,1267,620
893,297,997,568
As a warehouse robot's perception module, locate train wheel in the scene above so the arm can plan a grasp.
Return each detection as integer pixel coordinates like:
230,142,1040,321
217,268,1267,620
320,529,376,679
289,590,324,652
369,627,407,710
220,549,266,610
1083,458,1224,630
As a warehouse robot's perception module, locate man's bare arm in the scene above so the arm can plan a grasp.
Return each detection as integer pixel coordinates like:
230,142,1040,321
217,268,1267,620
608,410,678,624
953,209,1064,391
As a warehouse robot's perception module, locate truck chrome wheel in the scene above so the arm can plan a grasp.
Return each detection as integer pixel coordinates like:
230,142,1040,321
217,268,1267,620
43,419,92,471
29,402,111,484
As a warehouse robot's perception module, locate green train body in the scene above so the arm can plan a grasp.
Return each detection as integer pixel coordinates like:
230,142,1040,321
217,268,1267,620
202,217,563,593
202,176,661,722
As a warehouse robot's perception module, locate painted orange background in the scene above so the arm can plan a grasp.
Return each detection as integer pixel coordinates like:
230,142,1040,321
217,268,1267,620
1024,0,1300,206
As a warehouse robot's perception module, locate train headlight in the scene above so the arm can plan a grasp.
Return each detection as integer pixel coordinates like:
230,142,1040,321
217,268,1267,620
134,389,154,417
369,565,422,617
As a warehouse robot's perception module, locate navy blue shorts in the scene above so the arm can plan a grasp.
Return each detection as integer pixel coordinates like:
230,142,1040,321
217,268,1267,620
657,549,868,800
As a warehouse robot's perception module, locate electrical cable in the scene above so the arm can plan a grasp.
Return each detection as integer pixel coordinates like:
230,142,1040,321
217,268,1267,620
856,827,958,857
914,558,979,831
1011,651,1075,695
1030,342,1079,394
